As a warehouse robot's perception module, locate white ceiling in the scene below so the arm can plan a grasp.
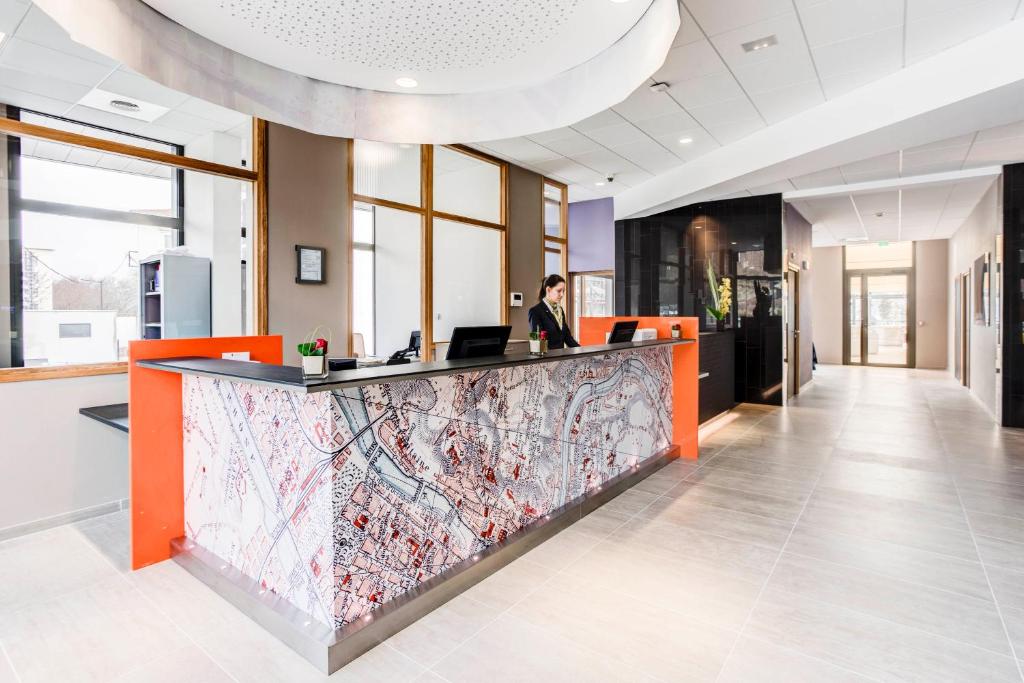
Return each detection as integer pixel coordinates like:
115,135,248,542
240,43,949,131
474,0,1024,203
140,0,656,96
789,173,998,246
0,0,251,157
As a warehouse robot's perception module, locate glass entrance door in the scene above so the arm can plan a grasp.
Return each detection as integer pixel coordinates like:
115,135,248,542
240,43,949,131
846,271,912,367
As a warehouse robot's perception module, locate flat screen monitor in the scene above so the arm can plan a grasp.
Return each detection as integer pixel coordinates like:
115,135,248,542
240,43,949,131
608,320,639,344
446,326,512,360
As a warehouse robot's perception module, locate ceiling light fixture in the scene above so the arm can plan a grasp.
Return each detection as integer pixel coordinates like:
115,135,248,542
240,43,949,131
109,99,141,112
395,76,418,88
741,35,778,53
678,136,693,145
595,181,606,186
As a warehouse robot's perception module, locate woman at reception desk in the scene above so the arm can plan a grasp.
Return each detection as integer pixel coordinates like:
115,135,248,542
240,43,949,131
126,319,698,673
527,273,579,349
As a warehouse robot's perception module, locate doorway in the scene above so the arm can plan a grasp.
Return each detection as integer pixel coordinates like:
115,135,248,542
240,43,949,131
844,270,915,367
786,265,800,398
954,272,970,386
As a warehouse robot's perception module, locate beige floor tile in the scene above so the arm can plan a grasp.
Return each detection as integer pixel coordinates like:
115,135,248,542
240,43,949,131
747,587,1020,682
431,612,653,683
508,573,738,682
519,528,601,571
767,553,1010,654
330,643,425,682
564,541,763,630
718,635,873,683
0,525,120,614
0,576,190,683
386,594,502,668
111,644,233,683
637,495,795,550
460,557,556,611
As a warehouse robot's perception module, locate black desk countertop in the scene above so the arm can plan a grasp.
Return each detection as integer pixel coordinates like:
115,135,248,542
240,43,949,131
136,338,695,393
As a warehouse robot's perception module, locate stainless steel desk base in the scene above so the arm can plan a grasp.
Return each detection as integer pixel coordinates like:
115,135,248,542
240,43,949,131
171,443,680,674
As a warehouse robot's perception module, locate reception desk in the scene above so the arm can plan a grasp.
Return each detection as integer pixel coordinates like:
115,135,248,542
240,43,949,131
129,333,696,672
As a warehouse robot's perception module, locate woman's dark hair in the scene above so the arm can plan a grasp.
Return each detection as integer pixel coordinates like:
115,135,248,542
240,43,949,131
538,274,566,301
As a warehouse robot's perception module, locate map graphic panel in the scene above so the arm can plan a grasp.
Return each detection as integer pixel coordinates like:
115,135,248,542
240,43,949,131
183,345,672,629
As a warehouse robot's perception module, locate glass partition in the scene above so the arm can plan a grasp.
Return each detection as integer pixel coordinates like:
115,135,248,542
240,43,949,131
433,146,501,223
353,140,421,207
432,218,501,341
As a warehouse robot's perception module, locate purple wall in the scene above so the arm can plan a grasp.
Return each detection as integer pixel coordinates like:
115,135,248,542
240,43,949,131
568,198,614,272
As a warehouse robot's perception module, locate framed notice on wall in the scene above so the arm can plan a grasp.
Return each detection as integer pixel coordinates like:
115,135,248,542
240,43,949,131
973,253,989,326
295,245,326,284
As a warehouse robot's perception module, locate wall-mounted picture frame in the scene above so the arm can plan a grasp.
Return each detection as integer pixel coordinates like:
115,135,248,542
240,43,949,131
973,252,989,326
295,245,326,284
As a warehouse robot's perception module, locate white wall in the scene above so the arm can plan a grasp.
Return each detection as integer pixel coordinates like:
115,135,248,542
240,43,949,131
185,131,245,337
373,207,421,356
948,180,1001,418
811,246,843,364
0,374,128,533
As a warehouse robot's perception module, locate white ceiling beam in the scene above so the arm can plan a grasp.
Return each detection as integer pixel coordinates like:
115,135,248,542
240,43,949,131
615,19,1024,219
782,166,1001,200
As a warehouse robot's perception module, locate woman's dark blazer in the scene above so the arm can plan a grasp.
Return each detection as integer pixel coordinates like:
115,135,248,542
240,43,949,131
527,301,580,350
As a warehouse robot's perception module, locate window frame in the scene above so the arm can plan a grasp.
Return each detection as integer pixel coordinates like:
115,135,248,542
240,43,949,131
348,142,508,360
0,107,264,383
542,178,568,280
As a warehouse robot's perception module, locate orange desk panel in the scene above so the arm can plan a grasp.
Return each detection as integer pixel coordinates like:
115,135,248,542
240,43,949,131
128,336,283,569
578,317,699,459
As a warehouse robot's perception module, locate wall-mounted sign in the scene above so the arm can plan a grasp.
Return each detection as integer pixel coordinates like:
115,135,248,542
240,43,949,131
295,245,326,284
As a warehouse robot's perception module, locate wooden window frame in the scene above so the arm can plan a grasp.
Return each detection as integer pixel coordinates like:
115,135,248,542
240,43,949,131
349,142,508,360
541,178,569,279
0,112,265,383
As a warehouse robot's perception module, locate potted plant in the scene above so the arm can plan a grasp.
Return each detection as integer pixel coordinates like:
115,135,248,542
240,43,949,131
298,326,331,378
705,261,732,331
529,329,548,355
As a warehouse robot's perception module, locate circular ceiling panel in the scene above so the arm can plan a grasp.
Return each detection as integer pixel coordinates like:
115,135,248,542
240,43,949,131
142,0,655,94
34,0,679,142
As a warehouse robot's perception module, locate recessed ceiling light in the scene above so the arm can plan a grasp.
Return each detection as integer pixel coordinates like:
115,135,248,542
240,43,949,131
874,211,885,218
109,99,140,112
731,241,738,245
741,35,778,53
678,137,693,145
395,76,418,88
595,181,606,186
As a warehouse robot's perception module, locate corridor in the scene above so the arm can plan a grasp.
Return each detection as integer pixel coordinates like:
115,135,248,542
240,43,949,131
2,366,1023,682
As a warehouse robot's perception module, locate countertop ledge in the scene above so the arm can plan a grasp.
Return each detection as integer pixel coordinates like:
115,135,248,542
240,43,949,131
135,338,695,393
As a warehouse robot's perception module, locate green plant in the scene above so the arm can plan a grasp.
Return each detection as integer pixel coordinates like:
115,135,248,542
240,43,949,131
705,261,731,321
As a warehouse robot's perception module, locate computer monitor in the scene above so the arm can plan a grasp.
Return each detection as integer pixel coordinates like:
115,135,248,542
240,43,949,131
446,326,512,360
608,320,639,344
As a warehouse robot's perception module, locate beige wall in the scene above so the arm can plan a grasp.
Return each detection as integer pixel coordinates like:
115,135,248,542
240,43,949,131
267,123,350,364
507,165,543,338
811,246,843,364
948,180,1001,418
915,239,948,369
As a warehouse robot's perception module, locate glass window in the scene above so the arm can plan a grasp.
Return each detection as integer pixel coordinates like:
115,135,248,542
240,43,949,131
351,203,422,357
544,182,565,238
433,146,501,224
571,272,613,334
545,248,563,279
2,111,256,369
432,218,501,342
353,140,421,207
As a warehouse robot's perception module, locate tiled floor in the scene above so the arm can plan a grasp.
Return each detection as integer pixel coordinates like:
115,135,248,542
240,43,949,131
3,365,1024,681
